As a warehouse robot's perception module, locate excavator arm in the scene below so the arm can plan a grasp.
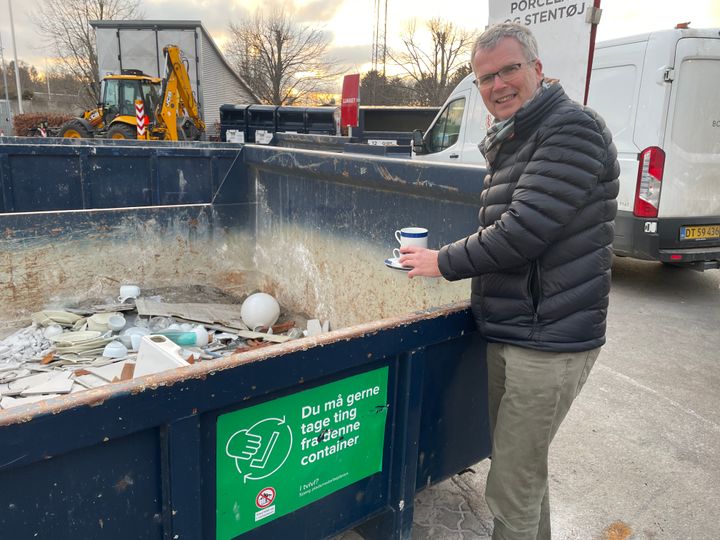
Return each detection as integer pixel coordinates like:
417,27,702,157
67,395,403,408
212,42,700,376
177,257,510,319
156,45,206,140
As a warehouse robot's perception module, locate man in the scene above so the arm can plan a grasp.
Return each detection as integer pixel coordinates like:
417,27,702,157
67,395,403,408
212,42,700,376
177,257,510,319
400,23,619,540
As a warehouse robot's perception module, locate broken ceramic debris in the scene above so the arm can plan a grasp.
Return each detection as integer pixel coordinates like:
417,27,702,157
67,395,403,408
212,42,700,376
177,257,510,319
20,372,73,396
121,326,150,352
304,319,331,337
85,360,135,383
31,311,83,327
51,330,102,344
43,325,63,339
1,287,319,410
148,316,172,332
87,314,109,332
134,335,189,377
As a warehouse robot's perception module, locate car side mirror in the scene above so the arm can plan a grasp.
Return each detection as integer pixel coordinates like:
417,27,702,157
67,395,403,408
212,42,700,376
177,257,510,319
412,129,426,155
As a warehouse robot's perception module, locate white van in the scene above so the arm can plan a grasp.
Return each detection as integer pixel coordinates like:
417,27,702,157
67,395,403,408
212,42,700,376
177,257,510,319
414,27,720,270
412,73,487,166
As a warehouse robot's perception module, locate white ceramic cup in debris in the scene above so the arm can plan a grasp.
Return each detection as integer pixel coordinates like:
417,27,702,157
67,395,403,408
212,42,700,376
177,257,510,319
122,326,150,352
393,227,428,259
107,314,126,332
103,340,128,359
118,284,141,303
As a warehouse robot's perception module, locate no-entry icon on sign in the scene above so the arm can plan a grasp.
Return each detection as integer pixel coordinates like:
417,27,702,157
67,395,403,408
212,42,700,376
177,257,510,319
256,487,276,509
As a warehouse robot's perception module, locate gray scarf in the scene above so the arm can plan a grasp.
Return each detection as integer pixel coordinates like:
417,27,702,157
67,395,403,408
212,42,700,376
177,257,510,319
479,80,551,165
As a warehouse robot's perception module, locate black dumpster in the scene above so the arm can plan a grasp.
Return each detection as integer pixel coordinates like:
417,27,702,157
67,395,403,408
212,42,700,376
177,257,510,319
247,105,278,143
276,106,307,134
305,107,337,135
219,104,250,143
0,137,490,539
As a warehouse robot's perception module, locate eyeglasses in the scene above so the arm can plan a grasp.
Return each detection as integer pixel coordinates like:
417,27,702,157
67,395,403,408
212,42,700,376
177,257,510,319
473,60,537,89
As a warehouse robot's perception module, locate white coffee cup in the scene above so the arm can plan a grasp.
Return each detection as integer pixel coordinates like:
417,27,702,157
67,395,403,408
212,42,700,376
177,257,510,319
118,284,141,303
393,227,428,258
107,314,126,332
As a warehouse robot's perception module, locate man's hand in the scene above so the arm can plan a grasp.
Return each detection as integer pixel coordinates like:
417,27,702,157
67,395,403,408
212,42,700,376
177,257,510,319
399,246,442,279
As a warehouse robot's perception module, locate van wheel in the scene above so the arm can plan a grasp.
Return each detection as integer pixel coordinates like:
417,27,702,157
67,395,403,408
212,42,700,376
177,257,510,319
60,119,93,138
107,124,137,140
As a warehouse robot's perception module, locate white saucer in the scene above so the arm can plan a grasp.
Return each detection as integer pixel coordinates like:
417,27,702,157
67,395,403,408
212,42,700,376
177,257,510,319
384,257,412,271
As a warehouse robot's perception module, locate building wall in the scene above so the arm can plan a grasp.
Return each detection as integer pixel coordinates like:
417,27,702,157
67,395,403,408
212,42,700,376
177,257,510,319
199,32,257,139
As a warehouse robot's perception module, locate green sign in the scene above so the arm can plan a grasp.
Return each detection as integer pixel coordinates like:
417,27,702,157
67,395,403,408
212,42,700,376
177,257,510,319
216,367,389,539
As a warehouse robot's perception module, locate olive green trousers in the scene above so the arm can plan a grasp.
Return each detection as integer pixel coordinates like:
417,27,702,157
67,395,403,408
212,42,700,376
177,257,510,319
485,343,600,540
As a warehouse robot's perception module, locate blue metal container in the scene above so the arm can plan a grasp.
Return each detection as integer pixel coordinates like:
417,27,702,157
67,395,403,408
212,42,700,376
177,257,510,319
0,138,490,539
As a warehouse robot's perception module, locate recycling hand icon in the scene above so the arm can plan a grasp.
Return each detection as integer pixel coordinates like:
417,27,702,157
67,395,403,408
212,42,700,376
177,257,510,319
225,417,293,482
227,430,262,461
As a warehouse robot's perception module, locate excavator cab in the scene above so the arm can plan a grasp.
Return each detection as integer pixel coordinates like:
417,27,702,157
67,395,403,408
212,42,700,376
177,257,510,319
101,72,162,139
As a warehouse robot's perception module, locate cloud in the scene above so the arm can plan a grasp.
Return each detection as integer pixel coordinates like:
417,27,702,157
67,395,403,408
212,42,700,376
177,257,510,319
295,0,345,23
328,44,372,70
143,0,252,37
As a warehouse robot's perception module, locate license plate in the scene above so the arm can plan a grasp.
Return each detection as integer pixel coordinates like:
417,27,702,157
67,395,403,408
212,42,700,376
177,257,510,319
680,224,720,240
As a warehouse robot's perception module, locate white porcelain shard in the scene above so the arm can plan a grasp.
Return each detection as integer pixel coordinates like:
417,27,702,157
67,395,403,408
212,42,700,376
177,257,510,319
20,372,74,395
31,311,83,326
73,373,109,389
134,335,189,378
85,360,135,382
8,371,56,392
306,319,323,337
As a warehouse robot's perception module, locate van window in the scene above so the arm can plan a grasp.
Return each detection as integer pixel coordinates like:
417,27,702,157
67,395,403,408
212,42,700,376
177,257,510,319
671,58,720,154
427,97,466,153
587,64,637,153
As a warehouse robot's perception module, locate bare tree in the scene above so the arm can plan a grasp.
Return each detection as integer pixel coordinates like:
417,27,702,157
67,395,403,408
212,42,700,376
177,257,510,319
31,0,143,106
225,8,342,105
389,18,476,106
360,70,414,106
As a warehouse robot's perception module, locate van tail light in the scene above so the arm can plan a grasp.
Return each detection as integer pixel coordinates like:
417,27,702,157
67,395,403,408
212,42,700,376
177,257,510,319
634,146,665,218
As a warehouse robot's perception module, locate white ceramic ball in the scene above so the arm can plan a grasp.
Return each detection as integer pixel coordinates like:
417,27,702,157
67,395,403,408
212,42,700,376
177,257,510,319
241,293,280,331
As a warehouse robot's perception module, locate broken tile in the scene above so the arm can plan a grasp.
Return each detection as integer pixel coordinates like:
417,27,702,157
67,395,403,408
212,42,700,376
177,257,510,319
306,319,323,337
85,360,135,383
20,372,74,396
73,373,109,390
8,371,57,392
134,335,189,378
31,310,83,327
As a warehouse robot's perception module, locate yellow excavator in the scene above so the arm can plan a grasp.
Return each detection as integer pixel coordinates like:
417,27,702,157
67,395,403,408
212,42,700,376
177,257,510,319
59,45,205,141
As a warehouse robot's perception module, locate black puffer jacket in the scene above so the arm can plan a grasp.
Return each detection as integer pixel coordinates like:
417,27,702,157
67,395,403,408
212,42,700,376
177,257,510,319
438,84,620,352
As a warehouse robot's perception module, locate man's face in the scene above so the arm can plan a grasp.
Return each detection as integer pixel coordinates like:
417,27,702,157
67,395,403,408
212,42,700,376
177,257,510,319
472,37,544,121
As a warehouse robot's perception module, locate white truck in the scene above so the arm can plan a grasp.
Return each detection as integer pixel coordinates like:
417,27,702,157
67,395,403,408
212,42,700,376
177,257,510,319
413,27,720,270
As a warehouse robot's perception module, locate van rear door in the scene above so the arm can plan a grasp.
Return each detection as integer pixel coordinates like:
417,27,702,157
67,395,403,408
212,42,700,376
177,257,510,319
657,35,720,261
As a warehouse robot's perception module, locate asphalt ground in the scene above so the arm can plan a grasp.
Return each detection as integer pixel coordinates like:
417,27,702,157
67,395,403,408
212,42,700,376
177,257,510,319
338,257,720,540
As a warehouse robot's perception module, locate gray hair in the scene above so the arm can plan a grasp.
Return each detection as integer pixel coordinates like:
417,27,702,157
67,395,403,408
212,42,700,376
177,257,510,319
472,23,539,63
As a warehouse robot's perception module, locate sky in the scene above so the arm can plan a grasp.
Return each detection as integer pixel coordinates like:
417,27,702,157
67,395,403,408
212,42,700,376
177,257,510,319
1,0,719,80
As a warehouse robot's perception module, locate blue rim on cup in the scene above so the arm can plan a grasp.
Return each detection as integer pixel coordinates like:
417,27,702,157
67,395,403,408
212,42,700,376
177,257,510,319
395,227,428,242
